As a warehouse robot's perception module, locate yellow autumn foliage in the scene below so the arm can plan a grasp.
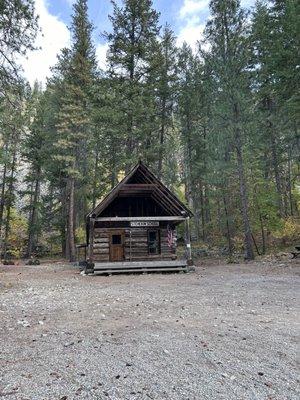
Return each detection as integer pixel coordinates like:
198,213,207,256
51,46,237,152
274,217,300,240
6,209,28,258
75,226,86,244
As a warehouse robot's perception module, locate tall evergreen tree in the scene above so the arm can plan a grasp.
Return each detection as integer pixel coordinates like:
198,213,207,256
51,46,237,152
0,87,27,258
203,0,255,259
153,25,178,179
252,0,299,218
105,0,161,171
22,81,46,257
0,0,38,92
53,0,97,261
177,44,200,223
252,1,285,217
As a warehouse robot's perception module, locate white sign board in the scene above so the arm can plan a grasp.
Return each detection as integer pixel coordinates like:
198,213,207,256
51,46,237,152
130,221,159,227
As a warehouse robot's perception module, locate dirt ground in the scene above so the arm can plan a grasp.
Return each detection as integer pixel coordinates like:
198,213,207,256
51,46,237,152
0,258,299,400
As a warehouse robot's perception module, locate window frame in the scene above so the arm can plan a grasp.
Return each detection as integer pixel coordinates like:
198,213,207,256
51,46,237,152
111,234,122,245
147,229,160,255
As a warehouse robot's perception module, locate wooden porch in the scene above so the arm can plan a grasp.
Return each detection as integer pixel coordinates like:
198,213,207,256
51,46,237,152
85,259,189,275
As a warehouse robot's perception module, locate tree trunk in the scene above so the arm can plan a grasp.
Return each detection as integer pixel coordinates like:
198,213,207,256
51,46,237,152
253,184,266,255
199,181,206,241
125,23,136,173
92,148,99,209
0,151,7,240
26,182,34,256
125,111,134,173
287,144,293,215
59,186,66,258
110,148,117,189
266,97,284,217
202,126,210,226
27,171,41,257
259,212,266,254
158,98,166,179
184,116,193,208
217,197,222,234
66,177,76,262
270,130,284,216
3,145,17,259
222,194,233,256
234,122,254,260
204,184,211,225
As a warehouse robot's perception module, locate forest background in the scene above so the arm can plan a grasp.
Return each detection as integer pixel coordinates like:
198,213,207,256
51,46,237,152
0,0,299,262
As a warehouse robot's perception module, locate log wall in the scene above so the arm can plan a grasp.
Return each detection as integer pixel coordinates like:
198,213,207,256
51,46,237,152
93,229,110,262
92,227,176,262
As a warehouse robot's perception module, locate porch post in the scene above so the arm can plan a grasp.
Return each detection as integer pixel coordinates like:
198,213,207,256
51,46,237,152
129,228,132,262
87,217,95,273
185,216,193,266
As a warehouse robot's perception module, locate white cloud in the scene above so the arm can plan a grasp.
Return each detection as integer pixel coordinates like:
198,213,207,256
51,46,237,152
177,1,208,51
21,0,70,86
176,24,205,50
179,0,209,18
177,0,255,51
96,43,109,71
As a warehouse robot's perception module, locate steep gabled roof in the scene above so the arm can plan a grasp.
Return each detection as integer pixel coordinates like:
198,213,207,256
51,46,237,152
87,161,192,218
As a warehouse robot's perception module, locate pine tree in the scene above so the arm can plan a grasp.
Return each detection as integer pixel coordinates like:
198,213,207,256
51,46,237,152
252,1,285,217
0,86,26,258
177,44,199,226
53,0,97,261
153,25,178,178
177,43,213,243
252,0,299,218
0,0,38,91
105,0,160,171
90,76,124,191
22,81,46,257
0,0,38,258
40,53,71,257
203,0,255,259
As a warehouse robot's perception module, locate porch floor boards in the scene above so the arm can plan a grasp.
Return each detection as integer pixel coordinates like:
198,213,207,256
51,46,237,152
88,259,188,275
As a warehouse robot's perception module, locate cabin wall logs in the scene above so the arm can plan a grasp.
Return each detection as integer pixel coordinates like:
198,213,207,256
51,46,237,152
92,230,109,262
92,228,176,262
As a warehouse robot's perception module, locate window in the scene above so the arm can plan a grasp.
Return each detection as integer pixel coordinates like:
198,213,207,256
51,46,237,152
112,234,121,245
148,230,160,254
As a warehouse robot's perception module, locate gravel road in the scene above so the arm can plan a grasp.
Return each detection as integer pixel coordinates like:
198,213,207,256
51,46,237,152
0,259,299,400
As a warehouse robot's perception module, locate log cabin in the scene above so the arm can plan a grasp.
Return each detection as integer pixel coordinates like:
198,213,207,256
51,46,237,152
83,161,193,274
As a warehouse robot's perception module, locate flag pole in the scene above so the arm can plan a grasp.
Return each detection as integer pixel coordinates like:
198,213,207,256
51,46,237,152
185,215,193,266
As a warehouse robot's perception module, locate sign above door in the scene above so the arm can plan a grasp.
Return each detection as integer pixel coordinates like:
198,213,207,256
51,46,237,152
130,221,159,227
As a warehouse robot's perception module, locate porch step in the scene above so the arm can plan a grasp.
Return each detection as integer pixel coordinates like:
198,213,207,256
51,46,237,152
92,267,187,275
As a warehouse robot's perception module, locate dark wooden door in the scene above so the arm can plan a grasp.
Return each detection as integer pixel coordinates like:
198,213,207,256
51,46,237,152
109,230,124,262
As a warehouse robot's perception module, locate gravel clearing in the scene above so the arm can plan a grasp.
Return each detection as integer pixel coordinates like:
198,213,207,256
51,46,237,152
0,259,299,400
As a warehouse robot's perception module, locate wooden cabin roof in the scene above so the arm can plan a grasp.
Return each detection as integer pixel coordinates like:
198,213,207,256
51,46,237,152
87,161,193,219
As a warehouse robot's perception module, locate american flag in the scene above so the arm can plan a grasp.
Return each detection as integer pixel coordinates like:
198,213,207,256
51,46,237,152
167,224,173,248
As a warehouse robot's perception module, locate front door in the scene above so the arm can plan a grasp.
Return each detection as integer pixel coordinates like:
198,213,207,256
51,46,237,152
109,230,124,262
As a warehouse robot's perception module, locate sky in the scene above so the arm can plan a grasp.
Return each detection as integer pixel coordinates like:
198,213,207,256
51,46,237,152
21,0,256,85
